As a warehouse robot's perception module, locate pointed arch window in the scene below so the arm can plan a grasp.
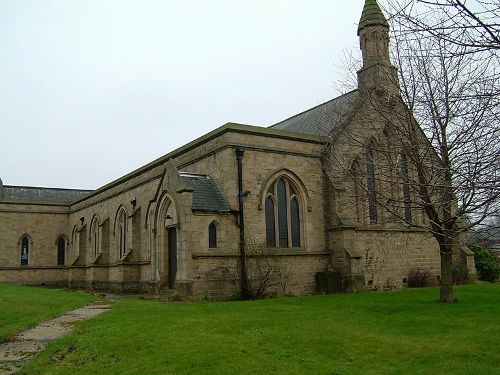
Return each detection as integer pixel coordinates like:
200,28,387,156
57,236,66,265
400,152,412,223
91,217,100,258
117,209,127,259
71,226,77,261
21,235,30,266
351,161,363,223
265,177,301,248
146,209,152,260
366,147,378,223
209,222,217,248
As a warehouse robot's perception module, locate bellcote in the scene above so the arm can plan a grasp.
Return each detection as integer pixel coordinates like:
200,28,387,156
357,0,399,95
358,0,391,67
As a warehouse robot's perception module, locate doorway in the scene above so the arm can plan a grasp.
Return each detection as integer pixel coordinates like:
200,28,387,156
167,227,177,289
157,196,178,290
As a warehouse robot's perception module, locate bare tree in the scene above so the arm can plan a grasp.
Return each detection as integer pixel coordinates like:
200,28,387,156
385,0,500,53
469,216,500,249
382,1,500,302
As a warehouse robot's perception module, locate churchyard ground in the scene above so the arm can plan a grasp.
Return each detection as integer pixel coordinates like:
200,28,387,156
3,283,499,375
0,283,97,342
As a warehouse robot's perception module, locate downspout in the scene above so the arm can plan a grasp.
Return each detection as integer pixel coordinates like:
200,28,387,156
235,149,250,299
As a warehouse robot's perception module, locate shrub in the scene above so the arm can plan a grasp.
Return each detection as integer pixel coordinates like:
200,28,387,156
209,244,291,300
453,262,469,285
470,246,500,283
407,267,431,288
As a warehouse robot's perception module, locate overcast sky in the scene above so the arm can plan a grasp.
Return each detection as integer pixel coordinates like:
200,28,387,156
1,1,365,190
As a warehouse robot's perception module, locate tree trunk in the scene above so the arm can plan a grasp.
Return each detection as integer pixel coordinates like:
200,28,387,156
439,247,456,303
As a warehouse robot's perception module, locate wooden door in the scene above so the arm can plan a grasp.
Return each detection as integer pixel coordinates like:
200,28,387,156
167,227,177,288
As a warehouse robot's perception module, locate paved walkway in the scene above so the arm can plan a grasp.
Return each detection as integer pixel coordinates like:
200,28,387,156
0,303,112,374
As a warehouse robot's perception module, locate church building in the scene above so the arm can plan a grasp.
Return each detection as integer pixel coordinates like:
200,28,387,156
0,0,475,298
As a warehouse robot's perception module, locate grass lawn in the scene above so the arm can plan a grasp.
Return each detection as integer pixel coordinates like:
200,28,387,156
16,283,500,375
0,283,97,342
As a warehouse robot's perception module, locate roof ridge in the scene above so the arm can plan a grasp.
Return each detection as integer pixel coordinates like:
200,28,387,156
4,185,93,192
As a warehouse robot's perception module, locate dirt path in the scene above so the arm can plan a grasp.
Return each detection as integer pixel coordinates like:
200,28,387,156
0,303,112,374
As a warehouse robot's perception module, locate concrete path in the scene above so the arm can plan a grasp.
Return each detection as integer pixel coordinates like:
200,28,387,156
0,303,112,374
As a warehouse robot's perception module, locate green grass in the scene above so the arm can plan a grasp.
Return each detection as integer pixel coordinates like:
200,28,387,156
0,283,97,342
18,283,500,375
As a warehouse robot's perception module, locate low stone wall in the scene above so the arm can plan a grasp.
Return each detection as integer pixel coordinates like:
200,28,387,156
191,253,330,298
0,267,69,287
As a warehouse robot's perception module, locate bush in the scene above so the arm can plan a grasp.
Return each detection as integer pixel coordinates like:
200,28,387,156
453,262,470,285
470,246,500,282
407,267,431,288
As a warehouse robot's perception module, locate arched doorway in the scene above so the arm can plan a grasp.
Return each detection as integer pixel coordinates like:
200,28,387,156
157,195,177,289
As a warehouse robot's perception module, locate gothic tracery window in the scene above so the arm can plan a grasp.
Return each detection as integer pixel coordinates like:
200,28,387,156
265,177,301,248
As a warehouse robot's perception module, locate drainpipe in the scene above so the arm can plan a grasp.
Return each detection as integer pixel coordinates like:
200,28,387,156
235,149,250,299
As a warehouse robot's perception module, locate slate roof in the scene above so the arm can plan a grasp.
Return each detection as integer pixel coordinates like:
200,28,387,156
179,173,231,213
2,185,93,203
269,90,359,137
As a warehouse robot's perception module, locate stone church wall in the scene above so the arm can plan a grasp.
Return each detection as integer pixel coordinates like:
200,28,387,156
160,129,331,297
66,169,164,292
0,127,450,297
0,202,70,285
353,228,440,290
0,127,328,295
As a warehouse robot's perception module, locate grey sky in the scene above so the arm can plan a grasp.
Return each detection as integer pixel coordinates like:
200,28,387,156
1,1,365,190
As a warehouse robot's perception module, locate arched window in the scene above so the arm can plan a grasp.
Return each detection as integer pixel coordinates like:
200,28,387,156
91,216,100,258
400,152,412,223
117,209,127,259
71,225,78,262
209,222,217,248
146,207,152,260
351,160,363,223
21,235,30,266
366,147,378,223
265,177,301,248
57,236,66,266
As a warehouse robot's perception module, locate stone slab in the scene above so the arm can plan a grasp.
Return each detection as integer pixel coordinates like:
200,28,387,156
0,303,112,374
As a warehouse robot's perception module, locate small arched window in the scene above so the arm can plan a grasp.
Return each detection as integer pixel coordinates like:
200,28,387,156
209,223,217,248
57,236,66,266
265,177,301,248
21,236,30,266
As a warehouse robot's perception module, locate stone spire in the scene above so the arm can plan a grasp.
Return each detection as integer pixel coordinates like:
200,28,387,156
358,0,389,33
356,0,398,94
358,0,391,67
